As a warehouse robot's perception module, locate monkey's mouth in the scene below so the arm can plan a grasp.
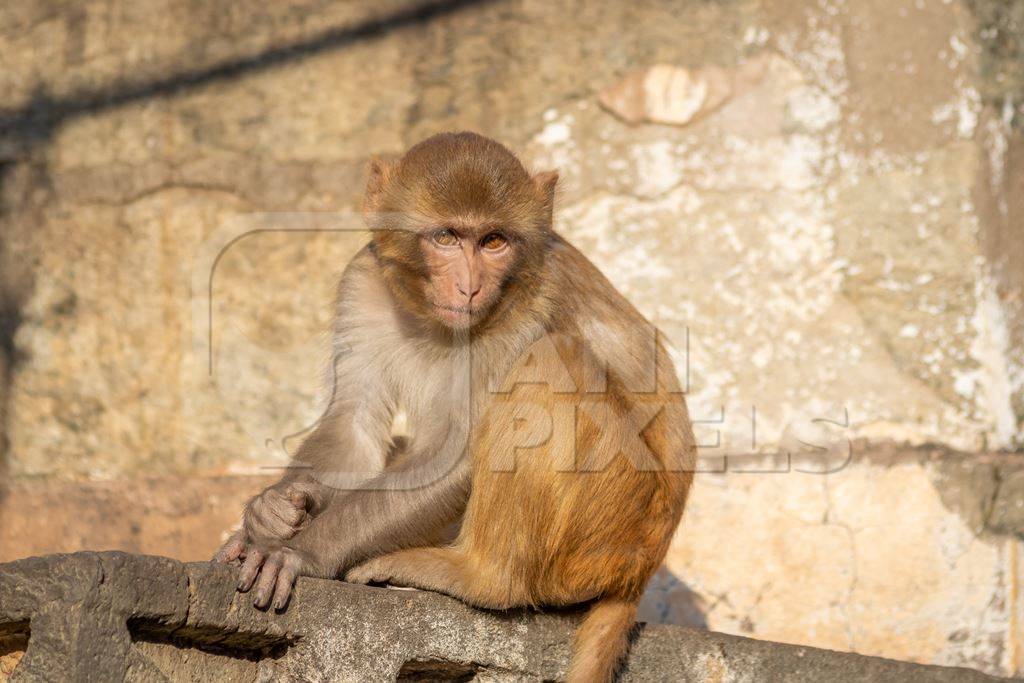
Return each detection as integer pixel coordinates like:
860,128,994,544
433,302,479,326
434,304,472,314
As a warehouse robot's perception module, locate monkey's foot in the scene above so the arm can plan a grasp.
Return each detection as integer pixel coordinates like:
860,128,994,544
212,529,246,564
344,558,392,585
236,546,304,611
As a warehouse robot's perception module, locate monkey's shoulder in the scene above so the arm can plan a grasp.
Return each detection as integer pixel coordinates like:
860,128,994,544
545,236,648,327
541,236,679,395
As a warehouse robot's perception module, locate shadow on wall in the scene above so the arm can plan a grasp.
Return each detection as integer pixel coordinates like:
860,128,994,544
638,567,709,630
0,0,496,159
0,0,497,491
0,223,26,508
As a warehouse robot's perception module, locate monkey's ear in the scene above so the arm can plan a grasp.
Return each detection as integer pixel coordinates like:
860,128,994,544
364,156,396,214
533,170,559,198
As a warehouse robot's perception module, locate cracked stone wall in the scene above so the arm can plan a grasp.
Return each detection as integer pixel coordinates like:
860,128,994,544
1,0,1023,678
0,554,1009,682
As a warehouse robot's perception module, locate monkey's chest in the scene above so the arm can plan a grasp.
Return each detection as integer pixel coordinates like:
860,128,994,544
386,379,475,458
377,342,486,457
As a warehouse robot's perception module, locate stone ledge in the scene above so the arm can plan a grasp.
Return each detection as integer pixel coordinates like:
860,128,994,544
0,552,1015,682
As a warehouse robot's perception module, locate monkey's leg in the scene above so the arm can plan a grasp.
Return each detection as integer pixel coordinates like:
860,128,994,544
346,547,523,610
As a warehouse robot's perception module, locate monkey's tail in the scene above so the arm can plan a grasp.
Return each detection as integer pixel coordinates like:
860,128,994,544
566,596,638,683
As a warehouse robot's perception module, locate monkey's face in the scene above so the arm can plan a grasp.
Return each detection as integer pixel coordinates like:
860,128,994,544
419,224,516,330
364,133,558,332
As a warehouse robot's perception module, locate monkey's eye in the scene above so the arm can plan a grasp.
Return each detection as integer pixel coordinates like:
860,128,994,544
480,232,508,251
432,229,460,247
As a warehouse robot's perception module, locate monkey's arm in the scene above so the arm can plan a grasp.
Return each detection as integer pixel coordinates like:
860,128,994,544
213,400,391,563
239,455,471,609
211,429,330,564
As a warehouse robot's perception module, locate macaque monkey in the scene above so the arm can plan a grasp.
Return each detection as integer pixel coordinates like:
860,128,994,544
214,132,695,682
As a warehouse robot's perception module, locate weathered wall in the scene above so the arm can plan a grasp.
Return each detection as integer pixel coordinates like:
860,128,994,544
1,0,1023,677
3,0,1022,479
0,553,1012,682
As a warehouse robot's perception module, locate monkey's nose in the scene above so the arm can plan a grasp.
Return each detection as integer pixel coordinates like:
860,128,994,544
457,284,482,301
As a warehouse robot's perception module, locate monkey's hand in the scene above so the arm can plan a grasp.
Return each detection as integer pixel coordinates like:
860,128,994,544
230,483,314,562
245,483,316,544
212,483,316,565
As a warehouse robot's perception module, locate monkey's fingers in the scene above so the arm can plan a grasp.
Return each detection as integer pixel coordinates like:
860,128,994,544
284,482,317,510
249,492,303,539
270,498,305,529
212,531,246,564
287,488,309,512
252,552,283,609
237,547,266,592
271,558,299,611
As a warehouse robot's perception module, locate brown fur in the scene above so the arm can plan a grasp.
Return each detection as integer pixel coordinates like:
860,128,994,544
216,132,695,682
